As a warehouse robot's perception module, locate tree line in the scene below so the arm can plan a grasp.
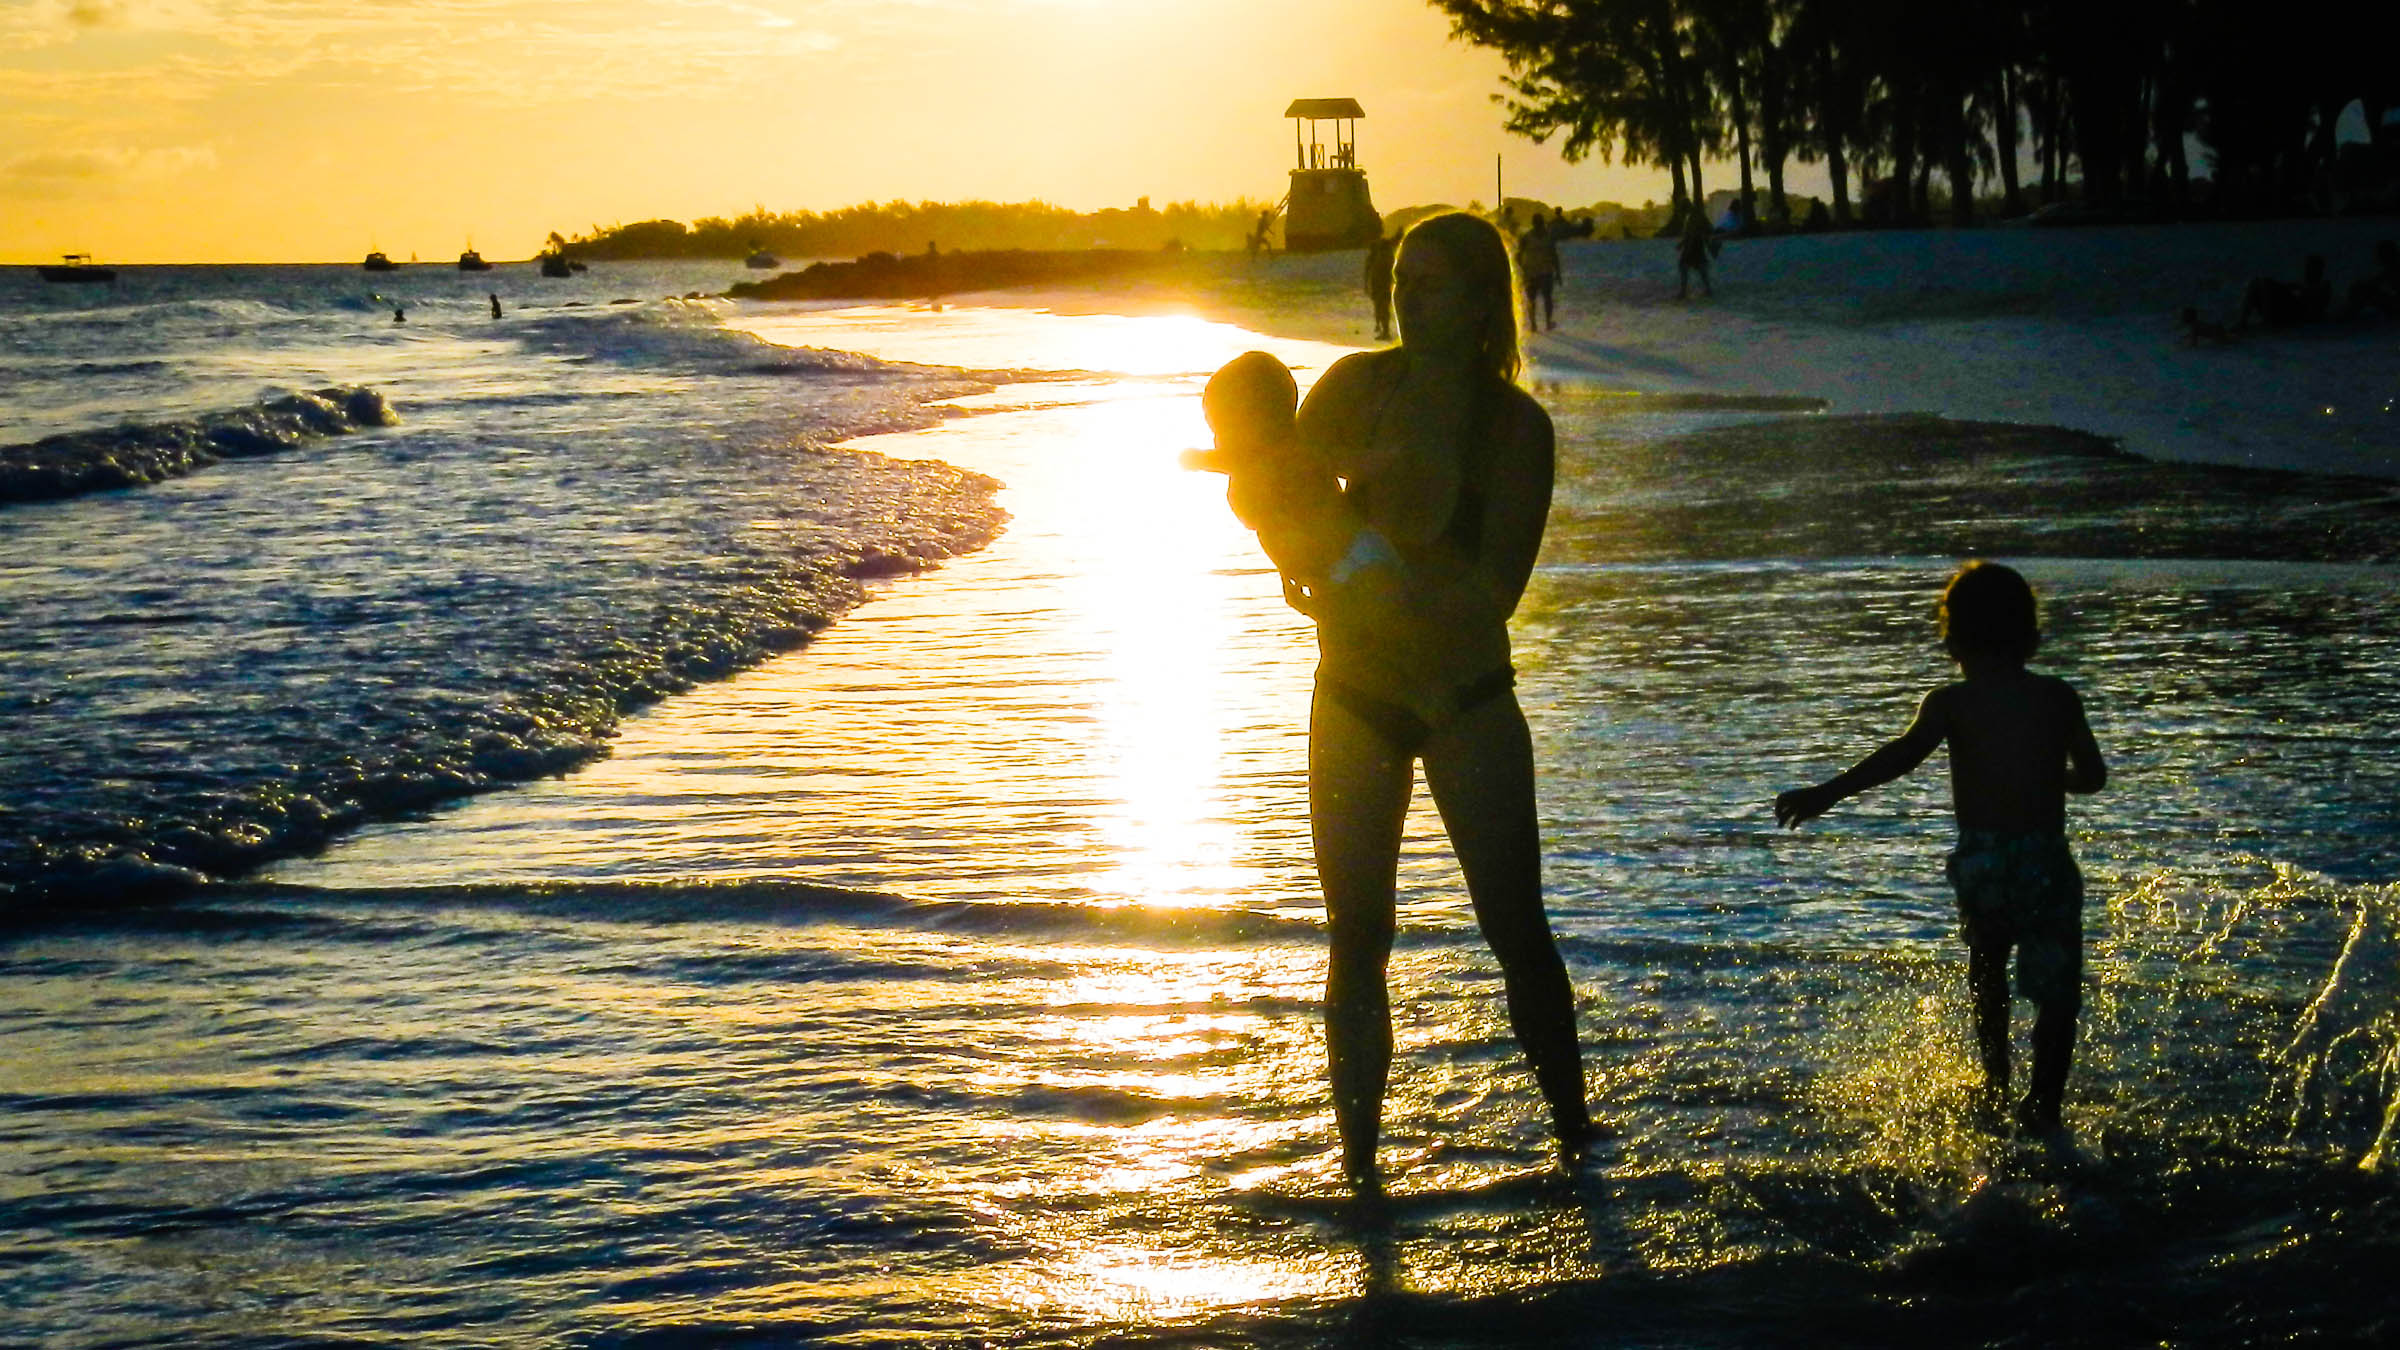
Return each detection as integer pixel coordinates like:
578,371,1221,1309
1432,0,2396,228
563,198,1272,260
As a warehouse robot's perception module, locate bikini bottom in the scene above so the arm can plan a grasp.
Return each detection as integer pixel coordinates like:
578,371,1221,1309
1321,665,1516,758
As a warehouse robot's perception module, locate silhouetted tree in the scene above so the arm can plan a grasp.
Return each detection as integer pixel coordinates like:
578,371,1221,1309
1434,0,2393,227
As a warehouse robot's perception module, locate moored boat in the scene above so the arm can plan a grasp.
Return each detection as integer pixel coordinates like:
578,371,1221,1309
363,250,398,271
458,248,492,272
37,253,117,284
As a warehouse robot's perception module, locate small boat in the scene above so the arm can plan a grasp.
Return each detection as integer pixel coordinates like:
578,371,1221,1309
538,250,573,277
37,253,117,284
744,248,781,270
363,250,398,272
457,248,492,272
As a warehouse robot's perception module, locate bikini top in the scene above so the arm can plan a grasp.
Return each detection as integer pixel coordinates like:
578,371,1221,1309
1344,367,1504,560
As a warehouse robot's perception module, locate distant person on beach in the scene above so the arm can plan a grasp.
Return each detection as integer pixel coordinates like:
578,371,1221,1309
1249,209,1275,263
1243,211,1591,1186
2340,240,2400,319
2235,253,2331,328
1363,233,1397,341
1677,209,1714,299
1516,215,1561,331
1775,561,2107,1135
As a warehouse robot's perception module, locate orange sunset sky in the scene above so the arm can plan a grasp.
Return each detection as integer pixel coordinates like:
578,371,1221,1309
1,0,1700,264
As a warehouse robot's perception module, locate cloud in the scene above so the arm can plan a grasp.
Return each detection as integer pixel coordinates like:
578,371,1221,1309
3,142,216,194
0,0,211,52
3,1,846,99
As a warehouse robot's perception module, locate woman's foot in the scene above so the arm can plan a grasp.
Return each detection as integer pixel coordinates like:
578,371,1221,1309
1342,1141,1381,1191
1554,1116,1602,1171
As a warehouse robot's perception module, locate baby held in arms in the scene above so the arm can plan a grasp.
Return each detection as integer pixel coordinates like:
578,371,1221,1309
1186,351,1452,735
1185,351,1401,590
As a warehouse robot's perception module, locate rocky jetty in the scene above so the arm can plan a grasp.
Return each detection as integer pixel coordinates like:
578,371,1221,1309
726,247,1192,301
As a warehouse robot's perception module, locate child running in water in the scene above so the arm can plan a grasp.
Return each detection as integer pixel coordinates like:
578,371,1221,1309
1774,561,2107,1133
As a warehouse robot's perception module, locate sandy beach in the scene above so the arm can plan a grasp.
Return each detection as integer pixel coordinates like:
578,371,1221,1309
958,218,2400,482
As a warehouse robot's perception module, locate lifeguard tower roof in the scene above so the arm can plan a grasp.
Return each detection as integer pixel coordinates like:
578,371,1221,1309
1277,97,1377,251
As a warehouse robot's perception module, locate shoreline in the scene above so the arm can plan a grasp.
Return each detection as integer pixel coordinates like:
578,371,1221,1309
854,218,2400,483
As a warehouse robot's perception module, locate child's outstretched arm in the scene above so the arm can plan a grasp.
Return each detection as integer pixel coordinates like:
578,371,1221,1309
2062,683,2107,795
1775,689,1949,828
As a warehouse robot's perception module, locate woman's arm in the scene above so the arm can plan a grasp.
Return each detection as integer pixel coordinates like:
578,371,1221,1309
1406,389,1556,625
1294,351,1401,483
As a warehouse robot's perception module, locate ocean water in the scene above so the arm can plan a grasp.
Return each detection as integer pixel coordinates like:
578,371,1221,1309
5,247,2399,1346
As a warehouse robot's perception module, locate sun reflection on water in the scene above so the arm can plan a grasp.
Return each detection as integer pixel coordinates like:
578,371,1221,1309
983,1246,1348,1323
271,307,1366,912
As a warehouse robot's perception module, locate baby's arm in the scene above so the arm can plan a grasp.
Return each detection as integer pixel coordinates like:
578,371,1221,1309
1775,688,1949,828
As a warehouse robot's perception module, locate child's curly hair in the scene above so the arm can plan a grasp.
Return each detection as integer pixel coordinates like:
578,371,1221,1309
1939,560,2040,663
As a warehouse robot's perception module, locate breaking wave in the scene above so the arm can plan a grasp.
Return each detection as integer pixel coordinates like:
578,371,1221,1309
0,385,398,505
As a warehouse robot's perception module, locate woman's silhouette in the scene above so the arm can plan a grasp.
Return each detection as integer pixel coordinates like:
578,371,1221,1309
1284,212,1592,1185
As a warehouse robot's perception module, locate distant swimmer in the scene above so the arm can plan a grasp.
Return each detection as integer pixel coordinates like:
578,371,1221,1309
2179,306,2234,345
2235,253,2331,329
392,305,406,324
489,293,502,319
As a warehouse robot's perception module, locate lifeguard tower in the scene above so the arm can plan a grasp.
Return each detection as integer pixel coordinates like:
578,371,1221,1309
1281,98,1381,251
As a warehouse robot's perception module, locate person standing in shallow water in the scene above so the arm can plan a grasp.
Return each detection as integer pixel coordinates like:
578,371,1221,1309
1254,212,1593,1186
1676,208,1714,299
1516,214,1560,331
1363,232,1397,341
1774,561,2107,1134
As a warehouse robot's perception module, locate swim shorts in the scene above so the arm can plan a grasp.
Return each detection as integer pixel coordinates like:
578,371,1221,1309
1946,829,2084,1005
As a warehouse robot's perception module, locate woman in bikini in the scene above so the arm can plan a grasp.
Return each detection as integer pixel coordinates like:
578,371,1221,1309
1282,212,1593,1186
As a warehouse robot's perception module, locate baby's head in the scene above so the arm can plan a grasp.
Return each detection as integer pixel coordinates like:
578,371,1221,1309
1201,351,1297,460
1939,560,2040,665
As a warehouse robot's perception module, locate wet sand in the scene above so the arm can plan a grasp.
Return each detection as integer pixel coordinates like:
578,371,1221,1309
925,219,2400,482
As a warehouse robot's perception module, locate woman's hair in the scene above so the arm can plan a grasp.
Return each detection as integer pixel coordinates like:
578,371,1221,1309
1939,559,2041,663
1398,211,1523,384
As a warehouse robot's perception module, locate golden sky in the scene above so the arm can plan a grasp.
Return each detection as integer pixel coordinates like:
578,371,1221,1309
1,0,1676,263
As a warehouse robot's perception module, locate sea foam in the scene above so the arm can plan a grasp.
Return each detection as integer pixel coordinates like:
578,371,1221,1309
0,385,398,505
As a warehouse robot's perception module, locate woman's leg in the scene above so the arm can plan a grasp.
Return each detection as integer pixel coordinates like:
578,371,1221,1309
1311,683,1415,1183
1421,692,1592,1154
